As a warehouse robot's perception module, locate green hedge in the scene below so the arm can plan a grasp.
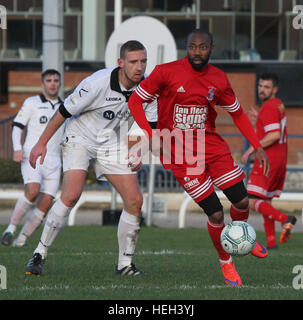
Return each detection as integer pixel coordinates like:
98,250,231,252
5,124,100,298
0,158,98,185
0,158,23,183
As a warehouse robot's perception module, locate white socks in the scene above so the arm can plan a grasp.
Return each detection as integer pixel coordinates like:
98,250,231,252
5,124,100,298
15,208,45,245
117,209,141,270
6,195,34,234
34,198,72,259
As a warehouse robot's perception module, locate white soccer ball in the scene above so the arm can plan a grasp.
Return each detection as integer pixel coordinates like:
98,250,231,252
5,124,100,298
220,221,256,257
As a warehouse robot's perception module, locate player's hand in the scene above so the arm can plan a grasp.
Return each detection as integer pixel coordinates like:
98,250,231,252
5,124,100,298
247,107,258,123
241,146,254,164
29,142,47,169
254,147,270,177
128,137,148,172
13,150,23,163
241,152,249,164
128,146,143,172
128,134,163,171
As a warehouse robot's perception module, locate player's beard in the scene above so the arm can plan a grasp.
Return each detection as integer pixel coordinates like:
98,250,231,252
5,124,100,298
187,52,211,71
259,91,272,102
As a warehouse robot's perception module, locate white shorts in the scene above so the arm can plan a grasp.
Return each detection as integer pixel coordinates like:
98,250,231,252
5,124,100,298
21,155,61,197
61,135,135,180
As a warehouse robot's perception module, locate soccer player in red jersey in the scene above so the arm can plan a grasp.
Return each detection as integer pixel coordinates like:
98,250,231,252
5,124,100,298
128,29,270,286
242,73,297,249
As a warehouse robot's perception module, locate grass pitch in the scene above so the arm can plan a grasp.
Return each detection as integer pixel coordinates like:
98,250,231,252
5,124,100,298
0,225,302,300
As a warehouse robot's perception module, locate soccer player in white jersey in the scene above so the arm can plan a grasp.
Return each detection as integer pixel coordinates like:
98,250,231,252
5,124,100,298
25,40,157,276
1,69,64,247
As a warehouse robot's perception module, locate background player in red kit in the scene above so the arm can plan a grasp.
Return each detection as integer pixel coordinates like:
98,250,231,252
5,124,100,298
128,29,270,287
242,73,297,249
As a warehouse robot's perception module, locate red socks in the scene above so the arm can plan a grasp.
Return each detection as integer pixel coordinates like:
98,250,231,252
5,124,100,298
207,221,230,261
207,205,250,261
262,215,276,247
254,200,288,224
230,205,249,222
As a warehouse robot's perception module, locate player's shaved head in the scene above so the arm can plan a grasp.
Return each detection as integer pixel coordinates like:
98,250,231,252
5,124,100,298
120,40,146,59
187,29,213,47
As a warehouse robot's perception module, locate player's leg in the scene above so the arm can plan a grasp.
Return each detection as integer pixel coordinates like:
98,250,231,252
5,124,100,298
198,192,242,286
105,173,144,275
25,170,86,276
13,159,62,247
210,155,267,259
1,183,38,246
249,196,296,244
1,159,43,245
221,182,268,259
262,214,277,249
223,181,250,222
247,163,296,244
172,166,241,286
37,169,85,257
13,192,54,247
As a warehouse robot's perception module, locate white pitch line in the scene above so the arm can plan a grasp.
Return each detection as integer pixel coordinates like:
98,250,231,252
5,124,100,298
15,283,294,292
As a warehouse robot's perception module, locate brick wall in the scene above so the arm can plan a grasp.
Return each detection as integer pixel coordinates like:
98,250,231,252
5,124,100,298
0,70,91,119
1,70,302,164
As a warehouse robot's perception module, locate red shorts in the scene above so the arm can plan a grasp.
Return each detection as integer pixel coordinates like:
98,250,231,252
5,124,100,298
247,161,286,200
172,151,246,203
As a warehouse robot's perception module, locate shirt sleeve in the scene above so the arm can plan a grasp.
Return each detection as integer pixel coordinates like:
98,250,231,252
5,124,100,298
216,73,261,150
260,104,281,133
63,77,100,116
12,98,32,128
134,65,162,103
12,126,23,151
128,66,164,138
216,75,242,116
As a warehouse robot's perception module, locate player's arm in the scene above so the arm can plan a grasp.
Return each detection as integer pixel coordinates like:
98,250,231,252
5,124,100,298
12,126,24,162
242,131,280,163
229,109,269,176
128,90,154,139
29,109,66,168
217,79,270,176
128,71,162,169
128,65,162,139
30,79,96,168
11,99,32,162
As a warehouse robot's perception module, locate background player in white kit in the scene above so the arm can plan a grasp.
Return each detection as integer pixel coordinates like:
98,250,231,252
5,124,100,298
26,40,157,276
1,69,64,247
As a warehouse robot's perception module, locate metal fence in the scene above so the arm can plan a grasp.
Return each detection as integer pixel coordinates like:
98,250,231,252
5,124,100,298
0,115,302,192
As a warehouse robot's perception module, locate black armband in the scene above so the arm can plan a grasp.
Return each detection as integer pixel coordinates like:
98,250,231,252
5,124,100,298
12,121,25,130
59,104,72,118
148,121,157,130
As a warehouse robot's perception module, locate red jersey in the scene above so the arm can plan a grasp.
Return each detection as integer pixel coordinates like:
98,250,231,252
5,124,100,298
256,97,287,167
129,57,261,169
135,57,241,133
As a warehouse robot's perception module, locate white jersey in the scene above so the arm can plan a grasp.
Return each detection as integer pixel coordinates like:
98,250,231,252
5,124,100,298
62,67,157,148
13,94,65,159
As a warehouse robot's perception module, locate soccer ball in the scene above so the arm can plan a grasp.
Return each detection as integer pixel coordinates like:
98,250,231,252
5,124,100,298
220,221,256,257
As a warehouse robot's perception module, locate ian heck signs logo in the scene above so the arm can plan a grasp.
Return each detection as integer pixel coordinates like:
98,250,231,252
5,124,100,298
173,104,207,130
